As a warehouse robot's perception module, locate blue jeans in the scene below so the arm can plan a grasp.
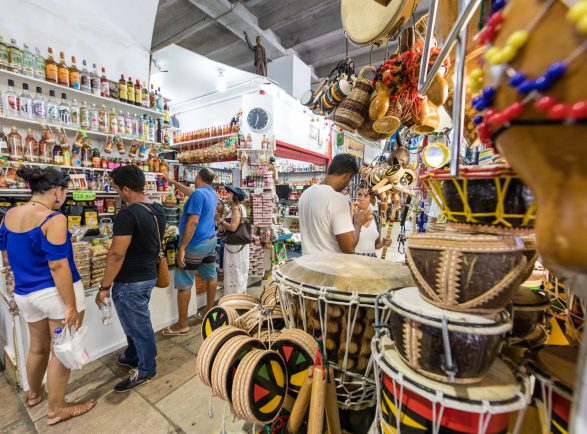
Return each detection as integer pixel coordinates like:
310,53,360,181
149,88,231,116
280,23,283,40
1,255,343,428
112,279,157,377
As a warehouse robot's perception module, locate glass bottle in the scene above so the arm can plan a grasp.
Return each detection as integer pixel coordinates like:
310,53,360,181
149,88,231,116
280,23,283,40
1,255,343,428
92,148,101,168
71,99,82,128
118,74,127,103
157,87,164,112
132,113,140,139
134,80,141,106
100,67,109,97
71,139,81,167
0,125,8,156
31,87,46,121
45,47,58,83
90,103,99,131
8,126,23,161
23,129,38,162
59,132,71,166
129,141,138,157
141,81,149,107
98,104,108,133
117,110,125,135
21,43,34,76
149,85,156,109
5,79,19,117
149,117,156,142
104,137,114,154
19,83,33,120
109,108,118,135
46,90,59,125
0,36,9,70
8,39,22,73
79,101,90,130
59,93,71,126
125,111,132,136
116,137,126,154
90,63,100,95
81,139,92,168
38,128,53,163
156,119,162,143
127,76,135,105
80,60,91,92
34,47,45,79
69,56,80,89
52,136,64,165
57,51,69,87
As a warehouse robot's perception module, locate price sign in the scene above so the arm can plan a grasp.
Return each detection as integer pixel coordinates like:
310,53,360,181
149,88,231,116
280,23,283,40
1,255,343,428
72,191,96,201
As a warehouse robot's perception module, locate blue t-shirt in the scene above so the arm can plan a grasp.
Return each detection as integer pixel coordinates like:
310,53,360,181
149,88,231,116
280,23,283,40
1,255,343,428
179,186,218,249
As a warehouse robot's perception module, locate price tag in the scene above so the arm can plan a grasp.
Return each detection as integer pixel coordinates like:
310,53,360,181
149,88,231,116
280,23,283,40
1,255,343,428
72,191,96,201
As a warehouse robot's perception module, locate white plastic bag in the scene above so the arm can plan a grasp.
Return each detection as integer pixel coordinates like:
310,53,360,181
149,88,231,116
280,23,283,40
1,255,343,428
53,325,90,370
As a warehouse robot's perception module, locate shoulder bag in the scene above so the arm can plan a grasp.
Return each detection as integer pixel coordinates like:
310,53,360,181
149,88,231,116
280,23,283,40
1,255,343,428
136,203,170,288
224,205,252,246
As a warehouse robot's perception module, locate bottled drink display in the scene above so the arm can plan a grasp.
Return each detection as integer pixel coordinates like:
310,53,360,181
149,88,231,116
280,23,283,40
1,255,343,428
8,39,22,73
23,128,38,162
80,100,90,129
90,63,100,95
59,93,71,125
119,74,127,103
45,47,58,83
0,36,9,70
8,126,22,160
127,76,135,105
134,79,141,106
33,86,46,120
100,67,109,97
5,79,18,117
21,43,34,76
80,59,91,92
34,47,45,79
19,83,33,120
57,51,69,87
90,103,99,131
46,90,59,124
0,125,8,156
71,98,80,127
69,56,80,89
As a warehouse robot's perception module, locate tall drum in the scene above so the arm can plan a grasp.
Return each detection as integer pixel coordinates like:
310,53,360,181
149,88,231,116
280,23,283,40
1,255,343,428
274,253,414,408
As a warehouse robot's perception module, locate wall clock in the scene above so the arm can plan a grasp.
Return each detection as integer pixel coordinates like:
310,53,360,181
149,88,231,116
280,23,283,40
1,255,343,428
247,107,270,132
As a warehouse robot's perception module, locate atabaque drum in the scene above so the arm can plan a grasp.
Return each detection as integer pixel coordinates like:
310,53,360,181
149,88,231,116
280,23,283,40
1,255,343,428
275,253,414,409
372,332,531,434
385,287,512,384
527,346,577,434
510,286,550,340
406,232,527,313
421,165,535,233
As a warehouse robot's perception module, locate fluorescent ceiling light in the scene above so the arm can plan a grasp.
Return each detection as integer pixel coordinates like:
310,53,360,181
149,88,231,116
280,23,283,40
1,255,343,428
216,69,227,92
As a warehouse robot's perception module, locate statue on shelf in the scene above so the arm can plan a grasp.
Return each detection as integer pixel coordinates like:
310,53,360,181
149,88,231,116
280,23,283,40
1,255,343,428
244,31,267,77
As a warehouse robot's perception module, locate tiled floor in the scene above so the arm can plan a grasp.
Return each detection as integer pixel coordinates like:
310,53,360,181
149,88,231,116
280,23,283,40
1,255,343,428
0,285,266,434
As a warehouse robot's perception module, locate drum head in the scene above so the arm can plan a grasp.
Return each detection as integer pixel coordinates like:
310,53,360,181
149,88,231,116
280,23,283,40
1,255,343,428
271,329,317,396
512,287,549,309
342,0,412,45
276,254,414,295
534,346,578,391
201,306,238,339
374,334,528,411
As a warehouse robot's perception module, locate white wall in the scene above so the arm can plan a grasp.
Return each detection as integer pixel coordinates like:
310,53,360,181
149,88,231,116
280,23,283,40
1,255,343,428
0,0,157,82
177,95,243,132
268,55,311,100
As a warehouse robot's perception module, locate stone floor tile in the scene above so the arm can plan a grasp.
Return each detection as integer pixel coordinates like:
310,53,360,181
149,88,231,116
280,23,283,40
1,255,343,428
0,375,27,429
0,418,37,434
34,390,175,434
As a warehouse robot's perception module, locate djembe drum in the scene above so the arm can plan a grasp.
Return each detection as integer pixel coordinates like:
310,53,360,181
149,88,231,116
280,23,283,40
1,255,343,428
275,253,414,408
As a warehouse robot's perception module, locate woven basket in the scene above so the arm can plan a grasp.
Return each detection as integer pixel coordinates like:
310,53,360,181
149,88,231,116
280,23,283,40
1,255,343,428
333,66,375,132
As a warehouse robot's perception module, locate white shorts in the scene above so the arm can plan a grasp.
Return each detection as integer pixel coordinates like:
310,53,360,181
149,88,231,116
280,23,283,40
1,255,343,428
14,281,86,323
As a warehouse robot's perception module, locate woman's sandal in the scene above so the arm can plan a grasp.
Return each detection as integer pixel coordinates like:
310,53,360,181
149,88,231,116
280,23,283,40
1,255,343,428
46,399,97,426
25,390,44,408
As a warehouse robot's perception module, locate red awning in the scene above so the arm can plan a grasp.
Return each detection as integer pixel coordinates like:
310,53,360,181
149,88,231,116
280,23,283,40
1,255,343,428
275,140,331,165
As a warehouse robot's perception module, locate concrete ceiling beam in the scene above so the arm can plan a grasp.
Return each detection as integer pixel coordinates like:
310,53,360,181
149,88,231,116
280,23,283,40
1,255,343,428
152,18,215,52
258,0,339,30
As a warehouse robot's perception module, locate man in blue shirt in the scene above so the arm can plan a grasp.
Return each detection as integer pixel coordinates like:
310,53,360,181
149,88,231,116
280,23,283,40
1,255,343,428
163,168,218,335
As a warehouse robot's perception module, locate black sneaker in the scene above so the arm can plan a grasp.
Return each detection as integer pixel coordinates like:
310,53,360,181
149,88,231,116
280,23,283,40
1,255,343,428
117,355,138,369
114,368,157,392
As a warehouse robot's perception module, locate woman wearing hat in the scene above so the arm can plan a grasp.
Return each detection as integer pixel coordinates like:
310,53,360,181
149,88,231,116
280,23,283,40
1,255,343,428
219,186,250,294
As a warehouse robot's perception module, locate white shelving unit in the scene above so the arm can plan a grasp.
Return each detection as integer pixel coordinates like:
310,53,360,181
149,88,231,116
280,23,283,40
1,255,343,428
171,132,238,148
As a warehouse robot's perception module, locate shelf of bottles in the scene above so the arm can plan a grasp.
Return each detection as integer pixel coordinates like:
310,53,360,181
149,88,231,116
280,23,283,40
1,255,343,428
172,123,239,149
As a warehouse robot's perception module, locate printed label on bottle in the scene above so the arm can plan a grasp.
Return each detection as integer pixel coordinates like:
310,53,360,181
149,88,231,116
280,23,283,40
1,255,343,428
135,91,141,104
7,95,18,111
101,82,109,96
0,139,7,154
91,77,100,91
34,58,45,77
53,155,64,164
9,51,22,69
70,72,81,89
58,68,69,85
22,54,33,73
46,64,58,81
0,47,8,66
59,108,71,125
48,105,58,121
33,102,46,119
71,109,80,125
119,85,127,101
81,75,91,91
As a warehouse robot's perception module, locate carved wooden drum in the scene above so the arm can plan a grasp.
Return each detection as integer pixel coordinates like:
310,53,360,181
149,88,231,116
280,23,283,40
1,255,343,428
510,286,550,340
385,287,512,384
406,232,527,313
372,332,531,434
274,253,414,408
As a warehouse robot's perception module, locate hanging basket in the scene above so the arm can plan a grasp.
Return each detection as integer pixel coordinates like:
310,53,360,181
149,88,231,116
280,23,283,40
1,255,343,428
333,66,376,132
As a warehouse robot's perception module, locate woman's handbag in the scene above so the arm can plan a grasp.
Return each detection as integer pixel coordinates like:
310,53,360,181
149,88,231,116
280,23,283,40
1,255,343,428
224,205,252,246
137,203,170,288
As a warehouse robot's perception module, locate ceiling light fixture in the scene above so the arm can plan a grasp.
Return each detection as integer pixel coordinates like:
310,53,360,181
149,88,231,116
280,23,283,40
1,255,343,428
216,69,227,92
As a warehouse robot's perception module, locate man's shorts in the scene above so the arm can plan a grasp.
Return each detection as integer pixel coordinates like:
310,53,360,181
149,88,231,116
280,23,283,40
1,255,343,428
174,237,218,290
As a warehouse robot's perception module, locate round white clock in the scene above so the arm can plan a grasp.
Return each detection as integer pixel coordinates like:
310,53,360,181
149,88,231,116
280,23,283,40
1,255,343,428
247,107,270,132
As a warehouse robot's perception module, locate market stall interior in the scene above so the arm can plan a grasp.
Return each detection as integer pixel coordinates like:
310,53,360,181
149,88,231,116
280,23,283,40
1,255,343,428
0,0,586,433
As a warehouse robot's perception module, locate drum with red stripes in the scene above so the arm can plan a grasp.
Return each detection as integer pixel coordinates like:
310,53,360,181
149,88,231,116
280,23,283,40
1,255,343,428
527,346,576,434
372,332,531,434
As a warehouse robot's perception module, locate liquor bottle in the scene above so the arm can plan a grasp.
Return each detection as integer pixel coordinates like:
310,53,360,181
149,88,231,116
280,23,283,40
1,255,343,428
71,98,80,127
33,47,45,79
134,79,141,106
90,103,99,131
0,125,8,156
80,101,90,129
141,81,149,107
59,93,71,126
148,117,156,142
45,47,58,83
80,60,91,92
127,76,135,105
156,119,162,143
46,90,59,125
5,79,19,117
69,56,80,89
19,83,33,120
109,108,118,135
57,51,69,87
38,127,53,163
32,87,46,120
149,85,155,109
0,36,9,70
52,136,64,165
163,103,169,124
100,67,109,97
8,39,22,73
59,133,71,166
21,43,34,76
118,74,127,103
8,126,23,161
23,129,38,162
90,63,100,95
98,104,108,133
157,87,164,112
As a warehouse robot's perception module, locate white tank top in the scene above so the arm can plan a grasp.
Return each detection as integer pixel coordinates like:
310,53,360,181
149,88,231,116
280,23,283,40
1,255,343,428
355,219,379,255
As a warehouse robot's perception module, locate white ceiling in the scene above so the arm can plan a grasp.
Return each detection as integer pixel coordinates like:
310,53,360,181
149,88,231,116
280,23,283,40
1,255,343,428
150,44,259,108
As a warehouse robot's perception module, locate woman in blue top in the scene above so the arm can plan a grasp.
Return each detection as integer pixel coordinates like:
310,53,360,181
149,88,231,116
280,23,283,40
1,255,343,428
0,167,96,425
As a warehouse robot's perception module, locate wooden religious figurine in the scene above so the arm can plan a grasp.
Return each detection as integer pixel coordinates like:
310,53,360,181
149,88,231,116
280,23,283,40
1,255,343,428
244,31,267,77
